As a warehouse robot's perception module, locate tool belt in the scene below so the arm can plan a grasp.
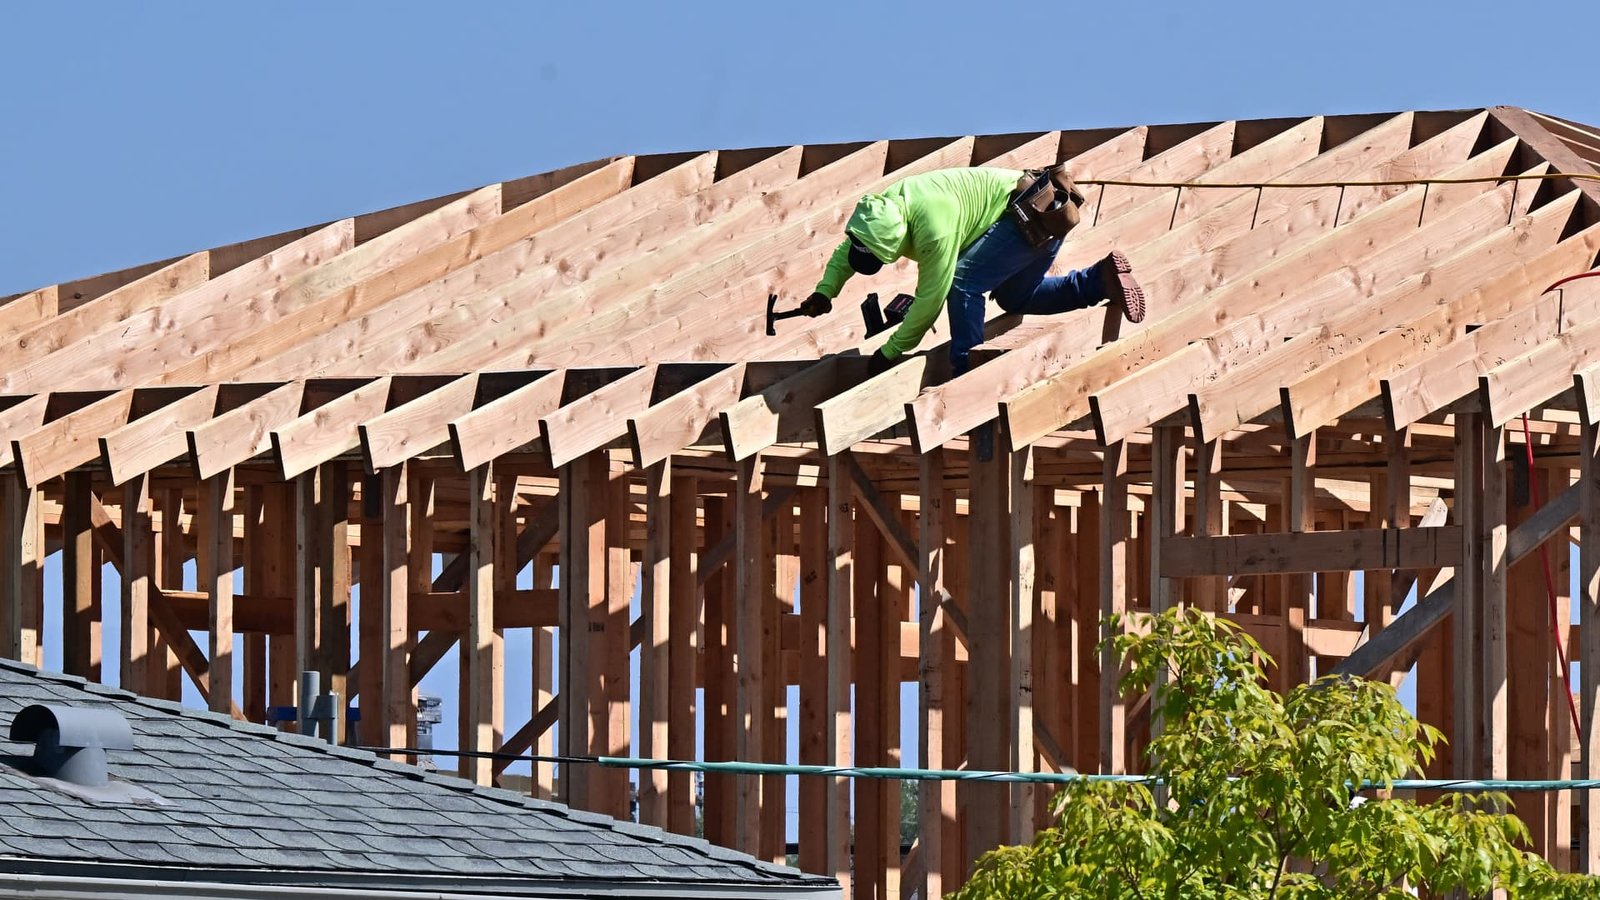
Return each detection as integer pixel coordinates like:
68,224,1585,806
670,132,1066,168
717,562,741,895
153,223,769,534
1006,164,1084,248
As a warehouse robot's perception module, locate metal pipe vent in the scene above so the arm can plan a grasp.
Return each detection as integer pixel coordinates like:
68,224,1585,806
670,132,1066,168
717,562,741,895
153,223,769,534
10,704,133,787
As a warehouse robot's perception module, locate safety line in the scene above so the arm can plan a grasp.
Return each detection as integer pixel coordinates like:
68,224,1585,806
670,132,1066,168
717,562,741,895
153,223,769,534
355,746,1600,792
1076,172,1600,190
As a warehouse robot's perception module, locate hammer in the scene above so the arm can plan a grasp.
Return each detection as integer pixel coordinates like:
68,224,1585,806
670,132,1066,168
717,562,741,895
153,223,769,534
765,293,810,336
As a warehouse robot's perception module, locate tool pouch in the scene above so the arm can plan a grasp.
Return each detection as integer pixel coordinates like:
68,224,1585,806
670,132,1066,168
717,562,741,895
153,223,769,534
1007,164,1083,248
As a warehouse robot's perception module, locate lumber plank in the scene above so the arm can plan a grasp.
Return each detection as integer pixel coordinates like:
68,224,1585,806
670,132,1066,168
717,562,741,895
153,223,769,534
628,362,811,469
228,159,636,381
1580,417,1600,872
464,463,498,785
1290,227,1600,438
1480,295,1600,427
102,383,278,485
199,472,236,716
359,372,543,471
448,371,569,472
845,453,917,571
540,365,664,468
1492,107,1600,209
0,224,355,396
0,396,53,471
1000,122,1504,452
1187,170,1552,442
321,146,820,378
0,252,209,371
13,387,198,488
720,357,847,460
154,185,499,383
1332,470,1577,681
271,376,454,480
1161,526,1463,576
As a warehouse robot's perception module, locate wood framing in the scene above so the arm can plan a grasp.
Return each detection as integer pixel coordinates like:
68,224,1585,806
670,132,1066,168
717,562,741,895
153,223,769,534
8,107,1600,895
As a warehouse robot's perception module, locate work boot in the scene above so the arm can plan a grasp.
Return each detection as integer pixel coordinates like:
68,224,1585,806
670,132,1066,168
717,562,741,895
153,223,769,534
1098,250,1145,323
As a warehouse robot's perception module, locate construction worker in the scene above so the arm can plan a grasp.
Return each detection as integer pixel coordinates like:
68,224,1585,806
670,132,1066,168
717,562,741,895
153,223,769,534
798,166,1144,376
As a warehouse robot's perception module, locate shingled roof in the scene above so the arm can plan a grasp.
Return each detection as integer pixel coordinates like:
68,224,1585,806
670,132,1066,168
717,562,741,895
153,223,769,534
0,659,837,898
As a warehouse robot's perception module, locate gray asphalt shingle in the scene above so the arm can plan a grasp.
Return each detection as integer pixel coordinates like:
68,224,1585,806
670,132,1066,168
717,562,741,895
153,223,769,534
0,658,833,894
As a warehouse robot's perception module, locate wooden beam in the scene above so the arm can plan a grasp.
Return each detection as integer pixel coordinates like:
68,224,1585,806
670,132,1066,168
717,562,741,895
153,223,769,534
1100,440,1130,774
464,463,497,785
916,447,955,898
0,224,353,396
1005,138,1520,450
824,456,853,894
734,455,766,856
1162,526,1463,576
1188,168,1555,444
200,471,236,716
845,452,918,572
1481,309,1600,429
0,477,43,667
1481,421,1509,780
449,371,569,472
1292,220,1599,437
966,431,1011,860
638,460,672,827
120,474,152,695
61,472,99,680
667,474,699,834
1581,416,1600,872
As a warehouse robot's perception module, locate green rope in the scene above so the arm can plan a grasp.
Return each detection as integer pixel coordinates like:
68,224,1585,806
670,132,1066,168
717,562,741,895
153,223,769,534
595,756,1600,793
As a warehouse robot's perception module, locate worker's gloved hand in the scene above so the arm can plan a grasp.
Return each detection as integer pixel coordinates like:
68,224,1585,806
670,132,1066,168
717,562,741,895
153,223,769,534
799,292,832,317
867,347,896,377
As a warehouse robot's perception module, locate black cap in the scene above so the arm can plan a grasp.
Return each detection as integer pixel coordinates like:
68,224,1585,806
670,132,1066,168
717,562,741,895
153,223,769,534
847,233,883,275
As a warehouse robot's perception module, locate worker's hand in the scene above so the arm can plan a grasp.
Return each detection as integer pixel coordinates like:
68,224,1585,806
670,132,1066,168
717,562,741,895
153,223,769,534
799,292,832,317
867,347,896,377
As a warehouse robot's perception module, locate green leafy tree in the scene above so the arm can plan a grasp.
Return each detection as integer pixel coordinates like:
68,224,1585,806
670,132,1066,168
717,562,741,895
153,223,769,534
953,608,1600,899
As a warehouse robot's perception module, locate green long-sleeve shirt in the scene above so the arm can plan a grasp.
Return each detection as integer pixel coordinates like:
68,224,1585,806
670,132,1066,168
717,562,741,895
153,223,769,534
814,166,1022,359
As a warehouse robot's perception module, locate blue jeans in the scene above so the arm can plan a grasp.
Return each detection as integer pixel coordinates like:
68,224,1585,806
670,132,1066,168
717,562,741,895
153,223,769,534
946,216,1102,375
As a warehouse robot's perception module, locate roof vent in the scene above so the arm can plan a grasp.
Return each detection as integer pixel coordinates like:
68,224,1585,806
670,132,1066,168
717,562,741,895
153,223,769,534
10,704,133,787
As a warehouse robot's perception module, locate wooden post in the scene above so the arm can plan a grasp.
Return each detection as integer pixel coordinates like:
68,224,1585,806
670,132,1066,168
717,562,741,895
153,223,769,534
966,429,1011,866
464,463,497,785
200,471,236,716
639,460,672,827
1580,418,1600,873
599,457,632,817
1101,440,1131,774
558,452,605,809
1192,438,1224,612
1075,493,1102,771
296,462,351,739
734,455,766,857
62,471,100,680
1150,424,1185,757
666,474,699,835
702,495,735,845
1508,453,1553,855
824,457,853,895
378,465,413,755
243,486,268,725
918,448,956,898
120,474,153,695
766,499,795,864
855,489,886,900
1454,413,1482,778
1,476,43,667
1482,422,1509,782
1286,432,1314,688
155,488,185,700
356,475,382,743
1009,446,1038,842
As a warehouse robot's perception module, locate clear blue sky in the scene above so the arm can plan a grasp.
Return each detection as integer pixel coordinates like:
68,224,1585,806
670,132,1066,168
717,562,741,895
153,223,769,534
3,0,1598,295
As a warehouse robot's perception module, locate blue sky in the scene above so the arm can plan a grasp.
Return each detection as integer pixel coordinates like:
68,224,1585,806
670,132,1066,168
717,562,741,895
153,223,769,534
3,0,1598,295
5,0,1598,823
